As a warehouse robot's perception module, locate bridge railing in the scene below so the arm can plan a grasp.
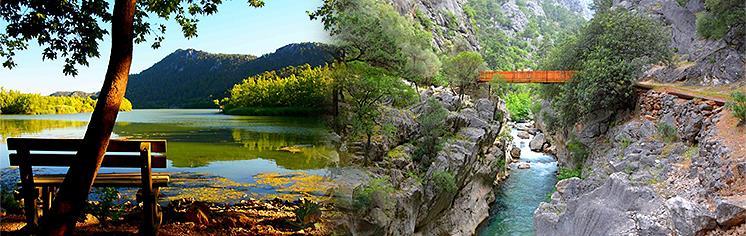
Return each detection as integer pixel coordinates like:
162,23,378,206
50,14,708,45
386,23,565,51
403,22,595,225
478,70,576,83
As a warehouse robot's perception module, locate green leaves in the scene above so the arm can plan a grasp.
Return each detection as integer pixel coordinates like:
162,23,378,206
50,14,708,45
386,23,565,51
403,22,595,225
219,64,334,111
443,51,484,97
310,0,440,83
695,0,745,39
542,10,671,126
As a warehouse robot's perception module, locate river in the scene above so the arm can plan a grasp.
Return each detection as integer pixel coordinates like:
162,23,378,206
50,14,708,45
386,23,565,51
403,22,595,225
0,109,338,201
478,124,558,236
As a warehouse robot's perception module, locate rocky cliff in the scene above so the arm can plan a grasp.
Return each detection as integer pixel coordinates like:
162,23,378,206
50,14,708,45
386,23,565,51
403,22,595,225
534,90,746,235
623,0,746,85
334,88,510,235
387,0,590,61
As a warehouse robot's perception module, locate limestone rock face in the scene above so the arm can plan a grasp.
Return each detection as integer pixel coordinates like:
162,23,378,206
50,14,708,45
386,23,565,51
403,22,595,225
619,0,745,84
534,90,741,235
535,173,672,236
343,90,509,235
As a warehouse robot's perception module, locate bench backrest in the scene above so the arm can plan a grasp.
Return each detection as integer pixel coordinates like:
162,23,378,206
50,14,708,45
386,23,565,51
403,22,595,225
7,138,167,168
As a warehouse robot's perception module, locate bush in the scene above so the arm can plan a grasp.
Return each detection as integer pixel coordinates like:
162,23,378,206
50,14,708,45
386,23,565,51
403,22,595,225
567,138,589,167
415,98,449,164
432,170,457,193
730,91,746,124
657,122,679,143
0,188,21,214
557,167,582,180
695,0,745,40
83,187,124,224
352,178,395,210
293,198,322,228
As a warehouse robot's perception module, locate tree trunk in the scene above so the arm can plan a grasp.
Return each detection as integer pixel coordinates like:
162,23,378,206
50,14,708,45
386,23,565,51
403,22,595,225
39,0,137,235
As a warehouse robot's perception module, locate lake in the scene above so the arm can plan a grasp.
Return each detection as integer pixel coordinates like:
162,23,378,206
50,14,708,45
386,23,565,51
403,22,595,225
0,109,338,202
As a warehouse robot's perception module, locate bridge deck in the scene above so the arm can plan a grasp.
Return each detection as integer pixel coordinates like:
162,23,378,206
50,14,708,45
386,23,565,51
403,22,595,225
479,70,576,83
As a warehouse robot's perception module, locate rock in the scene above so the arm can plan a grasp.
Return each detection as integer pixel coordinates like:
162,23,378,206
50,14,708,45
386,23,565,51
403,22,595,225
716,197,746,228
516,131,530,139
529,133,547,152
517,162,531,169
510,146,521,159
665,196,717,236
186,203,211,225
534,173,671,236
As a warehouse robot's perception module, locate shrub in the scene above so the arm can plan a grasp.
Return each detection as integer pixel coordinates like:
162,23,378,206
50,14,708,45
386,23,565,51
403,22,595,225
0,188,21,214
694,0,745,40
730,91,746,124
657,122,679,143
293,198,322,228
567,138,589,167
415,98,449,164
84,187,124,224
557,167,581,180
352,178,395,210
432,170,457,193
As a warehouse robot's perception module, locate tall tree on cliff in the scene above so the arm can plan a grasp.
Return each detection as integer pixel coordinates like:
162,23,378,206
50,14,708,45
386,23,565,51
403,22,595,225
0,0,264,234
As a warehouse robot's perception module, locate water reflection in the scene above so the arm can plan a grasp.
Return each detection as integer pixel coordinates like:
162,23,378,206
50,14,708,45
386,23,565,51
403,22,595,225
0,109,336,176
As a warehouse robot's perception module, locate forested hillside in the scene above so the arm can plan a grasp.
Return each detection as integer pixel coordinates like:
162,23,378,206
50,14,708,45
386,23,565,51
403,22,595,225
126,42,336,108
389,0,588,69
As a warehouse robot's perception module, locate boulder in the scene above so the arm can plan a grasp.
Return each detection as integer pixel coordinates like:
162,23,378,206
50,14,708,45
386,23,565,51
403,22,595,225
517,162,531,169
510,146,521,159
665,196,717,236
529,133,547,152
716,197,746,228
517,131,530,139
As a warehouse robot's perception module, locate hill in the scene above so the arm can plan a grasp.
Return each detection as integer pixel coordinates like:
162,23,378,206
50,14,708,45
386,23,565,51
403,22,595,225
126,42,336,108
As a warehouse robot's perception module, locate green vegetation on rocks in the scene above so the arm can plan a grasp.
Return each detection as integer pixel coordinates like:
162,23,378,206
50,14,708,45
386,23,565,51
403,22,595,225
432,170,457,194
352,177,395,210
694,0,745,40
415,98,449,166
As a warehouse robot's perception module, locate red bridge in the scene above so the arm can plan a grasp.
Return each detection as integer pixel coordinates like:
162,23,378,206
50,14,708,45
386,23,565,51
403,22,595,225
478,70,576,83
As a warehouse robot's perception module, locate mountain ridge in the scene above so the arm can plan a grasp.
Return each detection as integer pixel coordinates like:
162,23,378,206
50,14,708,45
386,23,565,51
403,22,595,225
125,42,336,108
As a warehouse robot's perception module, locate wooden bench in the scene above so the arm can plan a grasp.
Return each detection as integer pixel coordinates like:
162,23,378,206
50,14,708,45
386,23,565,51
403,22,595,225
7,138,169,234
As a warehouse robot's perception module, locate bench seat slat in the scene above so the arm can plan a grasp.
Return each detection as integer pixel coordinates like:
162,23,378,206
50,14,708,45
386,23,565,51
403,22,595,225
7,138,166,153
9,153,167,168
20,173,170,188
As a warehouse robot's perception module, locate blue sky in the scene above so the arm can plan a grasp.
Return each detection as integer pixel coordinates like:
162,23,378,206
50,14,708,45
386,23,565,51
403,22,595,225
0,0,330,95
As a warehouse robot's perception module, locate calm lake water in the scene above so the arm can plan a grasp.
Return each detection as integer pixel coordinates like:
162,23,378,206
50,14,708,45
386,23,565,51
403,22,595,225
478,127,558,236
0,109,337,200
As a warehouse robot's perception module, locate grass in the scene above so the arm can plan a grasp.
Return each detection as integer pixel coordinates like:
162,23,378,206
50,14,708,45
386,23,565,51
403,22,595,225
657,122,679,143
557,167,582,180
730,91,746,124
224,107,325,116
